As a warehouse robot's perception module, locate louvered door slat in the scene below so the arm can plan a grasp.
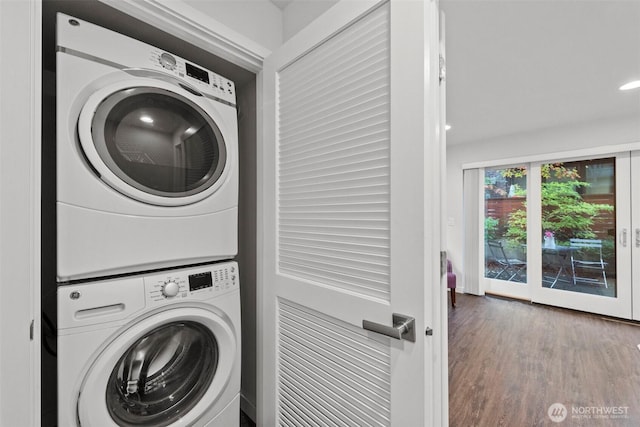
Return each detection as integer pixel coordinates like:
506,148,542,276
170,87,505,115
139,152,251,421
279,112,389,153
278,300,391,427
280,45,388,101
277,0,390,303
280,137,388,169
279,242,389,265
280,93,389,144
280,73,389,131
279,174,388,195
279,10,388,89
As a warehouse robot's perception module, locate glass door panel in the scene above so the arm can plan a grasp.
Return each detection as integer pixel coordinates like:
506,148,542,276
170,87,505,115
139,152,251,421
532,154,632,319
540,159,616,296
483,166,530,298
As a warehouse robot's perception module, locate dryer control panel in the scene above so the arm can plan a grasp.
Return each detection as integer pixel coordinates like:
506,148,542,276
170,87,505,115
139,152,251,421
56,13,236,106
144,261,238,304
148,50,236,105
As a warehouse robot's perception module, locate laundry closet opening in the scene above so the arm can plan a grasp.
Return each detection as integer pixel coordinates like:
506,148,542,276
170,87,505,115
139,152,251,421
41,0,258,424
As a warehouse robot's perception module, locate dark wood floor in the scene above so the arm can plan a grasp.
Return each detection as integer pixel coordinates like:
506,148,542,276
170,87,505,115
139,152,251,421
448,293,640,426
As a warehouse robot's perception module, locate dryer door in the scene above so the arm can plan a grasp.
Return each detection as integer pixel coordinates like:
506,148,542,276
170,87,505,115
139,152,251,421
78,79,231,206
76,307,237,427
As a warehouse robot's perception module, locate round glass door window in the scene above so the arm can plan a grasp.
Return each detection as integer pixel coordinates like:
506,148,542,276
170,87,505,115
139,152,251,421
106,321,218,427
90,87,227,199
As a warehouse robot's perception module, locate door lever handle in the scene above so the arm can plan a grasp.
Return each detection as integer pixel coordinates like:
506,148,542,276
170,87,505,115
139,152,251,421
363,313,416,342
620,229,628,247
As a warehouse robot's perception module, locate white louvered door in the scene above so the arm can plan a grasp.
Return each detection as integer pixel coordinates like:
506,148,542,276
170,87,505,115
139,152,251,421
259,1,445,425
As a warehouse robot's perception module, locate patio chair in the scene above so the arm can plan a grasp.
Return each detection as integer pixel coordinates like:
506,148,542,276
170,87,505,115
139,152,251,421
569,238,608,288
486,240,527,281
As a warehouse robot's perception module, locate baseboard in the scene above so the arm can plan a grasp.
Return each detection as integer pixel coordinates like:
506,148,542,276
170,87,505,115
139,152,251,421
240,393,256,423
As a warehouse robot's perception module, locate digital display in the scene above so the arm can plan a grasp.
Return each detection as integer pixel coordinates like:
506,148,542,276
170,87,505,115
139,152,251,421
189,271,212,291
185,63,210,84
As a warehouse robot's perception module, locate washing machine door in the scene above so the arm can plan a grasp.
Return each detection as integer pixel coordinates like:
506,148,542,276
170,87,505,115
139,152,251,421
77,78,231,206
77,307,237,427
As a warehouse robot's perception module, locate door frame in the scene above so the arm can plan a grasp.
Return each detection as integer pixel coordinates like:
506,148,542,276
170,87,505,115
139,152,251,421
0,0,42,425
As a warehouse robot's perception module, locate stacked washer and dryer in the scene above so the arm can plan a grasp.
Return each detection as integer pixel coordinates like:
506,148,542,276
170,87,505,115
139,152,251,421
55,13,241,427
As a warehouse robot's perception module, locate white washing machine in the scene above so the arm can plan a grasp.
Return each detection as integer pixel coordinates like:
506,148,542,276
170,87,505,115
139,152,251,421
57,261,241,427
56,13,238,282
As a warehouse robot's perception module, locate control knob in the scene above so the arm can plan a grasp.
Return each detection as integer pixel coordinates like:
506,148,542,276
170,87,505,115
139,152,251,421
159,52,177,71
162,280,180,298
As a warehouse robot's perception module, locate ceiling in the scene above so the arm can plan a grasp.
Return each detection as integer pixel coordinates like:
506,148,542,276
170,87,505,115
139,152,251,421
269,0,293,10
440,0,640,145
180,0,639,147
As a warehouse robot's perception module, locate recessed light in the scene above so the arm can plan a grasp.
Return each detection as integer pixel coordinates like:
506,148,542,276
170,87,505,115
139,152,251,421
445,124,452,131
619,80,640,91
140,115,154,124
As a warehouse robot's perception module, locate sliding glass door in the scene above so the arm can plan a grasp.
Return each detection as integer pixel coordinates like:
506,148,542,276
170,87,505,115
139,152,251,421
531,154,632,319
474,152,640,319
482,165,530,299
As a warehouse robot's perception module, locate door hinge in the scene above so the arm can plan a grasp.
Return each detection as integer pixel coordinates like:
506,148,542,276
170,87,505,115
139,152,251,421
30,319,34,340
440,250,447,277
439,55,446,85
425,327,433,336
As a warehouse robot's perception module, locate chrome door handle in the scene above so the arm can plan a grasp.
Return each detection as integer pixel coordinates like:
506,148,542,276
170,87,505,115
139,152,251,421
363,313,416,342
636,228,640,248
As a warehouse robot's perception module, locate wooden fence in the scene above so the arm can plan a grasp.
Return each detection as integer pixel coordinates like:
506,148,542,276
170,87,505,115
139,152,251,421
486,194,615,240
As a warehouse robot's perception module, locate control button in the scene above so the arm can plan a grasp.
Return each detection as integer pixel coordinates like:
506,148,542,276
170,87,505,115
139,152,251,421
162,280,180,298
159,52,177,71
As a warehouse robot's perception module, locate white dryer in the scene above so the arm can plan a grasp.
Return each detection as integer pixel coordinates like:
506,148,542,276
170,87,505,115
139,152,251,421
57,261,240,427
56,13,238,282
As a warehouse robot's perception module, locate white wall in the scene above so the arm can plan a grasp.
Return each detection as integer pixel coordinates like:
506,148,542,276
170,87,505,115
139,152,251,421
281,0,337,41
182,0,340,50
183,0,283,51
446,115,640,292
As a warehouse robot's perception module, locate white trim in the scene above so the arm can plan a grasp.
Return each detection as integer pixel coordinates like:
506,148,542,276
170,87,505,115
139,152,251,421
98,0,270,73
437,5,449,427
0,0,41,425
255,64,269,426
30,1,42,424
462,140,640,170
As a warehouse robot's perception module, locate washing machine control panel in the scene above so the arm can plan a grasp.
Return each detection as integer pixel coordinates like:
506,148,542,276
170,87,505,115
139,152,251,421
148,50,236,105
145,262,238,304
